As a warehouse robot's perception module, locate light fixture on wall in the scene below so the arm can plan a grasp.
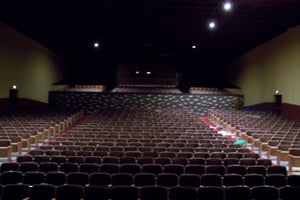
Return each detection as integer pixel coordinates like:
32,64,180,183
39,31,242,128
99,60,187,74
9,85,19,110
274,90,282,115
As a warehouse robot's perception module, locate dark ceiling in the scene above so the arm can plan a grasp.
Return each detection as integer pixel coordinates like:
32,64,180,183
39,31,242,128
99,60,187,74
1,0,300,87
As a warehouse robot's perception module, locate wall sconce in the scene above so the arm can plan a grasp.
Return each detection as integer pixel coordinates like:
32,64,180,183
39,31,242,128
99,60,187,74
274,90,282,115
9,85,19,110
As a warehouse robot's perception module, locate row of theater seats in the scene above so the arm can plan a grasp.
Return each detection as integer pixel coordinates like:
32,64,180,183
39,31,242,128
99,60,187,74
208,109,300,172
27,146,251,154
26,147,263,157
111,85,183,94
16,154,272,166
30,143,249,152
0,161,288,176
45,139,238,148
2,183,300,200
0,169,298,188
189,87,226,94
13,155,279,167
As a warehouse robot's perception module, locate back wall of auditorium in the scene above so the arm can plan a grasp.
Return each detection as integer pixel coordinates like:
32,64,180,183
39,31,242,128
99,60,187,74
0,21,299,116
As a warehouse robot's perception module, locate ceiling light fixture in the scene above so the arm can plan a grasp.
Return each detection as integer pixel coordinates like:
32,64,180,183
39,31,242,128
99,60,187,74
208,21,216,29
93,42,99,48
223,1,233,11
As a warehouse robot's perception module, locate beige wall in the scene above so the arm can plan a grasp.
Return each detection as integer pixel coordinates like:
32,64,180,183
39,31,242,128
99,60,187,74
228,25,300,106
0,22,63,103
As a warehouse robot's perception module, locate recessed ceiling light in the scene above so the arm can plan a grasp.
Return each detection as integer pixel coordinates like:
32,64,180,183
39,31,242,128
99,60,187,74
192,45,197,49
93,42,99,48
208,21,216,29
223,1,233,11
146,71,151,75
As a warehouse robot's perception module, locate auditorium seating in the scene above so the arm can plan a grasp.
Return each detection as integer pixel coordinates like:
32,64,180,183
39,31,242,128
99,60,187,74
0,109,83,161
1,108,300,199
189,87,227,94
111,84,182,94
1,182,299,200
208,109,300,172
